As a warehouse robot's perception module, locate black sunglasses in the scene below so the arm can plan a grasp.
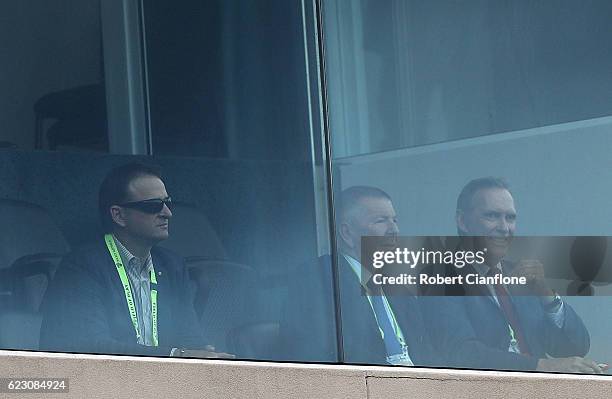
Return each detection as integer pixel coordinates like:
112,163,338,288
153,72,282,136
119,197,173,214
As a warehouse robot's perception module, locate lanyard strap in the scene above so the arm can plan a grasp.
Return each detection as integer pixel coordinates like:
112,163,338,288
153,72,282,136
343,255,407,349
365,294,407,348
508,325,517,345
104,234,158,346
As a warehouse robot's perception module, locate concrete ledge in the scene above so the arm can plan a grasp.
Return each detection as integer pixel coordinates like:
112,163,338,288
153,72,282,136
0,351,610,398
365,367,612,399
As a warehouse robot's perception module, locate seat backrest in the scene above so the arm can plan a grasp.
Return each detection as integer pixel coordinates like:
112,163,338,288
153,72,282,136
159,202,227,261
34,84,106,120
227,321,281,360
0,199,69,269
0,200,69,312
190,260,259,353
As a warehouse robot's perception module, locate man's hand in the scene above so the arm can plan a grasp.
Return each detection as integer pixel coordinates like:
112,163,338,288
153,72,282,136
177,350,235,359
171,345,236,359
536,357,604,374
510,260,553,296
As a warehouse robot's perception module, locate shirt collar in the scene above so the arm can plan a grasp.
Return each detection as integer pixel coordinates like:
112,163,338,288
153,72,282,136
343,254,373,288
472,261,503,277
112,235,152,275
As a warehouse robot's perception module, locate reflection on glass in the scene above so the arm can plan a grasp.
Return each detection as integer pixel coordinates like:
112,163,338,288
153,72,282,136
0,0,335,365
0,1,107,153
325,0,612,374
330,186,440,366
422,178,596,373
325,0,612,158
40,163,213,356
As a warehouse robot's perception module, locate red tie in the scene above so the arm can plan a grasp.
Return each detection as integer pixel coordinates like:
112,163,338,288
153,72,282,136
489,267,531,355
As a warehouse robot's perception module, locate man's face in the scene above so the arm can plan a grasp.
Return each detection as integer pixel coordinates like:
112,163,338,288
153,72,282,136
340,197,399,260
120,175,172,245
457,188,516,263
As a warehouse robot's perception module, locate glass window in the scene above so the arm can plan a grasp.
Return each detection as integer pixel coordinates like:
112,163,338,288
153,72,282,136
0,0,107,153
142,0,337,361
324,0,612,374
145,1,313,161
325,0,612,158
6,0,611,376
0,0,337,364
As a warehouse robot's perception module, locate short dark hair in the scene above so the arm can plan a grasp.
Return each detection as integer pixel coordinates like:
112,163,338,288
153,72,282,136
337,186,392,224
456,176,511,214
98,162,162,232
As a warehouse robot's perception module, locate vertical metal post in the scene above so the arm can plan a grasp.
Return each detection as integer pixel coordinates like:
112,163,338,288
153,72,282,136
302,0,345,364
100,0,150,155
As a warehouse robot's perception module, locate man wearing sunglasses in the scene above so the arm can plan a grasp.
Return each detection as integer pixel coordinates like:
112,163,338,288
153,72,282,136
41,162,231,358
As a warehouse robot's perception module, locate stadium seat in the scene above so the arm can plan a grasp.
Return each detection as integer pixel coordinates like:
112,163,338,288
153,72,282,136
0,199,69,350
227,321,281,360
158,202,227,263
157,203,261,351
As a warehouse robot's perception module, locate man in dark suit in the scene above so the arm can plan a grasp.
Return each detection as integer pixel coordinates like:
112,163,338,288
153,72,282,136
424,177,603,373
40,163,228,358
281,186,438,366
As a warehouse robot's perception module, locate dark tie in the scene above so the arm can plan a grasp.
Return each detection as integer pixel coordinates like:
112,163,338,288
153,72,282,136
369,294,404,357
488,266,531,355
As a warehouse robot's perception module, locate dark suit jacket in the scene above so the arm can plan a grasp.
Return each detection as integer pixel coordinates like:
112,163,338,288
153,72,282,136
40,239,205,355
280,254,440,366
422,261,590,371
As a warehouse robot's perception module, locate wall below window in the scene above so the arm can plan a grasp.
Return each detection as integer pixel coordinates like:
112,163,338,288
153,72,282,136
0,350,610,398
336,116,612,237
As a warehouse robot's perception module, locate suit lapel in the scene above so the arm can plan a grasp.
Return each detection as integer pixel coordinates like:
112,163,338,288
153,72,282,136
456,263,494,298
508,295,540,354
100,241,131,304
386,294,427,362
336,256,386,363
98,240,142,340
453,263,511,332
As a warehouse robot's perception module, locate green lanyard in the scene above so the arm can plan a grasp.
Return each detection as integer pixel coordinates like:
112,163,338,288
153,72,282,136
104,234,158,346
508,325,518,349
